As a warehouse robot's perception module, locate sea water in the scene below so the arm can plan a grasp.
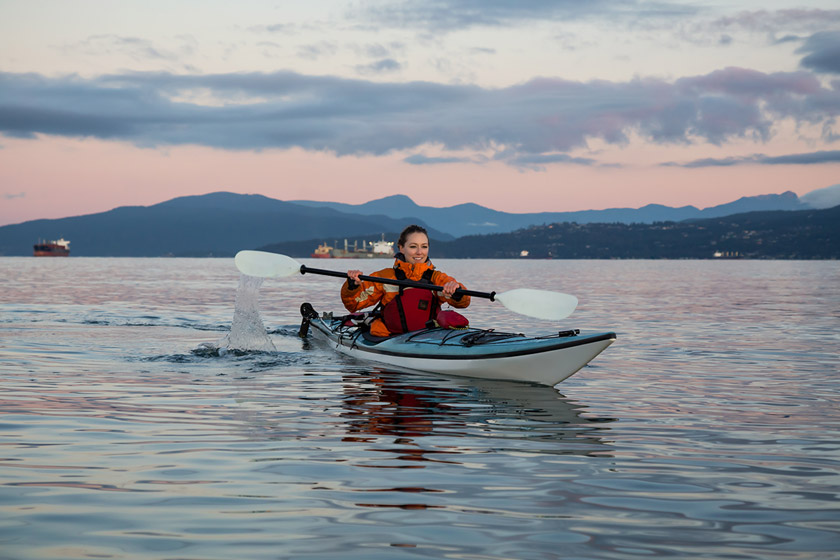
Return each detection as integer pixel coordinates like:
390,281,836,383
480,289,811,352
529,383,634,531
1,257,839,559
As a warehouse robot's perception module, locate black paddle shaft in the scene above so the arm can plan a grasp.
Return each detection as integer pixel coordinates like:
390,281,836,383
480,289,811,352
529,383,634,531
299,265,496,301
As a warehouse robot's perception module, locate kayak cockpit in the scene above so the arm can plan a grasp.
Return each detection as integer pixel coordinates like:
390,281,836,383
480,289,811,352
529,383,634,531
300,302,604,349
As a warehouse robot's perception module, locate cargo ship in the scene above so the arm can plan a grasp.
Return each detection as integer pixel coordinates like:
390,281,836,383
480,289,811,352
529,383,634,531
310,235,394,259
33,238,71,257
311,243,333,258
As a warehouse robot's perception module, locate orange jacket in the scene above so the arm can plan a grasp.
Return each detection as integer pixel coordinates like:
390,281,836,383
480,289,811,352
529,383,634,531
341,257,470,337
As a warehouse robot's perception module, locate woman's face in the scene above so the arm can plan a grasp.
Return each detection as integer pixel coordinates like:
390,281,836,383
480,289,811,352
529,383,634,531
400,232,429,264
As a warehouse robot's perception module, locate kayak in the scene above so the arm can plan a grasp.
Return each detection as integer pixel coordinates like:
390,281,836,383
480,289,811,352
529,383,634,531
299,303,616,386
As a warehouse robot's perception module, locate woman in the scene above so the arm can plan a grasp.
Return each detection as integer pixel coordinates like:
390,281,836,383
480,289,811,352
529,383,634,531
342,225,470,337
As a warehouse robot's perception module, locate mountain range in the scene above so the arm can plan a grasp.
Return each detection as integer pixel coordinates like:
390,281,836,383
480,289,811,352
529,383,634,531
0,185,837,257
291,189,833,238
0,193,451,257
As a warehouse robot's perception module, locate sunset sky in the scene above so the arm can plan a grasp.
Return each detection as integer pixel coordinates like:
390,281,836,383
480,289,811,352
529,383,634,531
1,0,839,226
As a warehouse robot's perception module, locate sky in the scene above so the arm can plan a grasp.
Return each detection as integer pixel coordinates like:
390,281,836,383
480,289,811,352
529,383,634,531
1,0,839,227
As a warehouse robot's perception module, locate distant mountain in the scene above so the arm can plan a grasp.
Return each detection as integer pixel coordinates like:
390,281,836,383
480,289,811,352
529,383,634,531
0,192,449,257
291,191,808,237
429,205,840,259
2,187,833,257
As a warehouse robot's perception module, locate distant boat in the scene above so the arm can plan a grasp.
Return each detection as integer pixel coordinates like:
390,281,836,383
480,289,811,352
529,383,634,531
311,243,333,258
311,235,395,259
33,238,71,257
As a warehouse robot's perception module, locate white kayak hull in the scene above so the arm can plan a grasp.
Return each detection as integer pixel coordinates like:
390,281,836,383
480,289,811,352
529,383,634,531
302,307,616,386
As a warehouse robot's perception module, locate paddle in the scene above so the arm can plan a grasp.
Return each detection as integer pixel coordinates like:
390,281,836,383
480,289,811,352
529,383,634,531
234,250,578,321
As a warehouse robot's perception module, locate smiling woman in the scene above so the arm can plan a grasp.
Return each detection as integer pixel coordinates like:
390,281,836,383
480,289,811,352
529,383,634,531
342,224,471,337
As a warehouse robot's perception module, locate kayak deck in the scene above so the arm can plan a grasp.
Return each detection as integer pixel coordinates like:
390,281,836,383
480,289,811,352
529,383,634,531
300,305,616,386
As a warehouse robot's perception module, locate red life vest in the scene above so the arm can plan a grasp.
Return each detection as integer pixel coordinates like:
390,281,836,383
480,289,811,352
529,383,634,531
380,268,439,334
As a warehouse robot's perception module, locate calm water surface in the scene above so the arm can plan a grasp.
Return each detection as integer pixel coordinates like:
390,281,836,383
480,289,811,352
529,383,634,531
1,258,839,559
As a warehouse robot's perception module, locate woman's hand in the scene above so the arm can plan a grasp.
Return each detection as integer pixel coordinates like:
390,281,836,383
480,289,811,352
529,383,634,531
347,270,363,284
441,280,460,298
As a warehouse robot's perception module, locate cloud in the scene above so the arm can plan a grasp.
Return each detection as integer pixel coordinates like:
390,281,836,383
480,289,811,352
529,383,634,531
250,23,299,34
710,9,840,36
762,151,840,165
799,183,840,208
64,34,191,62
666,150,840,168
404,154,472,165
798,31,840,74
1,68,838,166
356,42,405,58
356,58,403,75
3,192,26,200
297,41,339,60
498,152,599,171
679,9,840,48
356,0,695,32
406,148,601,170
773,34,804,45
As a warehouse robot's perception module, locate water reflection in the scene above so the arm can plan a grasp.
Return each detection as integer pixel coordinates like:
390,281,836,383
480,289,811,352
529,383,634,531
337,369,616,460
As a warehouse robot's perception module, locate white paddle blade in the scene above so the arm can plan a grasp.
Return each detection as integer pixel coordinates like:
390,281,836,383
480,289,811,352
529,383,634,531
234,250,301,278
495,288,578,321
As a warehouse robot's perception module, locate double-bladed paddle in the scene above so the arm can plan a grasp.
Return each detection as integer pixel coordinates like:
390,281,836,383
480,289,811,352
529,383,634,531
234,250,578,321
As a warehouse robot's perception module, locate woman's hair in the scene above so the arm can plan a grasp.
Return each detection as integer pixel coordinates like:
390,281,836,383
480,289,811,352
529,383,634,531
398,224,429,248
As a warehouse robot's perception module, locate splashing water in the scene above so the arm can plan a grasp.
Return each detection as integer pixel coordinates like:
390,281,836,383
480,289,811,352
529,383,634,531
215,274,277,353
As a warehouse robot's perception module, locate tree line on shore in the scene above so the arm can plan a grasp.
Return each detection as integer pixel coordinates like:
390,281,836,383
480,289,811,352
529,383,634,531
262,205,839,260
